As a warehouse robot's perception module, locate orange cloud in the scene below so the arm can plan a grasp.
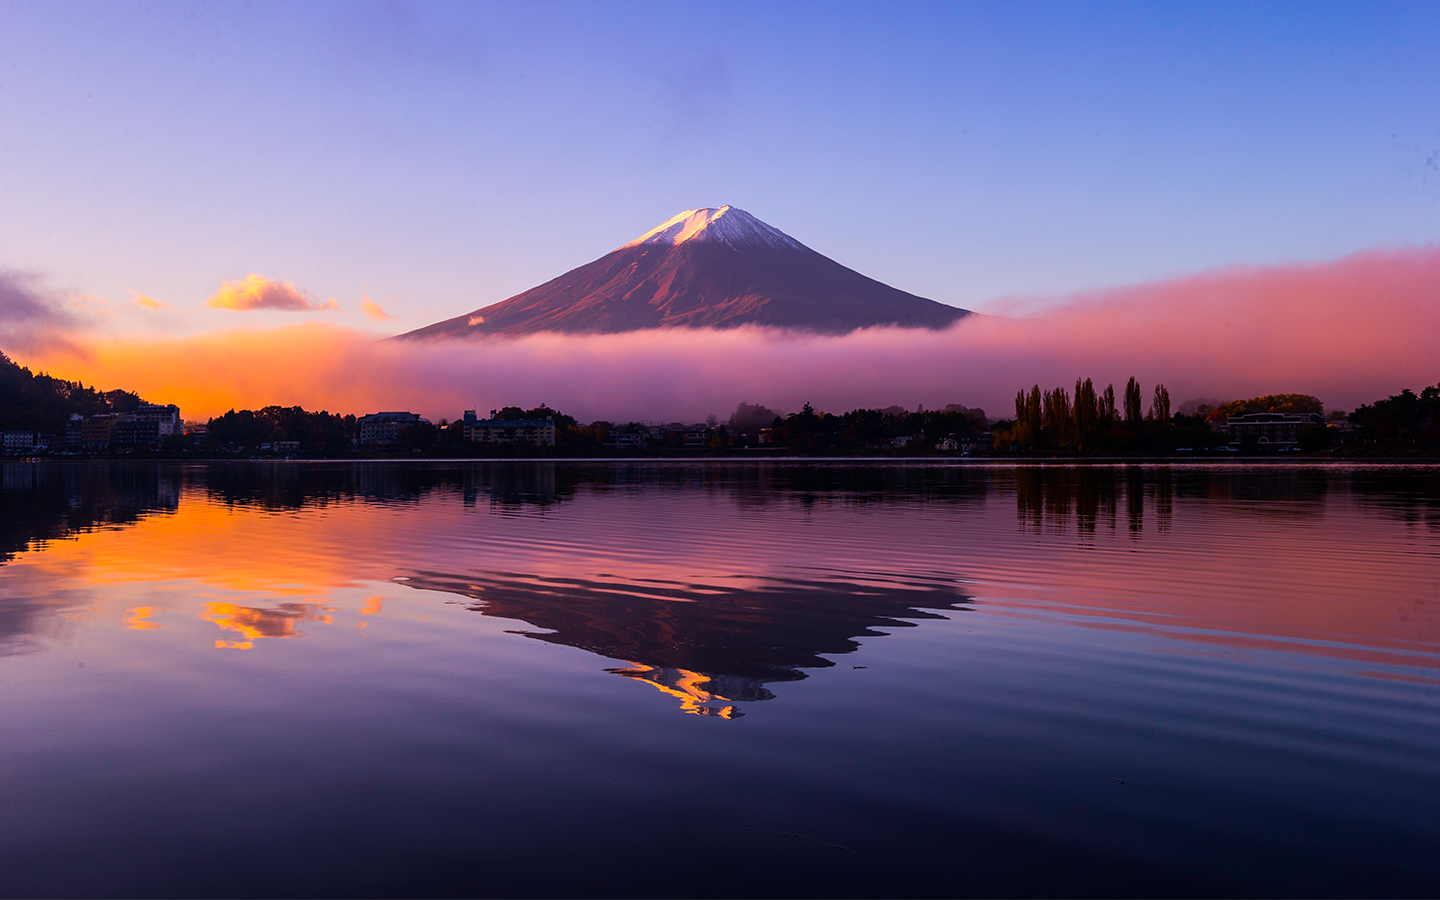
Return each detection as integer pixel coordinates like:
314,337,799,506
360,295,394,321
13,245,1440,421
129,291,170,311
207,274,339,312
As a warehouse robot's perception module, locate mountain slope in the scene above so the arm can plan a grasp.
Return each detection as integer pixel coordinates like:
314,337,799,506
398,206,969,339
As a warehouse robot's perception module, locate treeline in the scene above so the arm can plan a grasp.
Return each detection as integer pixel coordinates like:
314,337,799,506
1211,394,1322,418
993,377,1223,452
0,351,145,433
1346,382,1440,449
754,403,987,454
206,407,358,453
203,405,608,455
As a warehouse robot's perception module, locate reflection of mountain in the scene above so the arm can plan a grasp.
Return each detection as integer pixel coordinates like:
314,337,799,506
403,570,972,716
0,462,181,653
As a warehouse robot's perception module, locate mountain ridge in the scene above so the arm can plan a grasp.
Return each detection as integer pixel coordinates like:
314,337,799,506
398,206,969,339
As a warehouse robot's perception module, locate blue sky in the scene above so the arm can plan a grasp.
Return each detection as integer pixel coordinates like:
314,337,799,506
2,0,1437,334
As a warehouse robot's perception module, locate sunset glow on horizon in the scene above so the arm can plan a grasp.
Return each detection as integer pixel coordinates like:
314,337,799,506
9,243,1439,422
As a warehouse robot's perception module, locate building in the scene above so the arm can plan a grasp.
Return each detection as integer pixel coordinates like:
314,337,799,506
81,414,123,450
602,432,645,449
1224,412,1324,448
463,410,556,447
358,411,429,447
113,417,161,449
2,431,34,452
65,414,84,449
128,404,181,436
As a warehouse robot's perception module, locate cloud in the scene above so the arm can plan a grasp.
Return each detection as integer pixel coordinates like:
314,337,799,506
129,290,171,311
207,274,339,312
15,245,1440,422
360,295,395,321
0,270,87,355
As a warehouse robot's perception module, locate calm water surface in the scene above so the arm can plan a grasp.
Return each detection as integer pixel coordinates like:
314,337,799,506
0,461,1437,897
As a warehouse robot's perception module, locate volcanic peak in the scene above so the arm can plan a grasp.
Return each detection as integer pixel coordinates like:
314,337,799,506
620,205,806,253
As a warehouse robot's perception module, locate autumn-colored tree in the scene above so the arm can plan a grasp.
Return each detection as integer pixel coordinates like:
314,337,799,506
1214,393,1323,419
1042,385,1073,449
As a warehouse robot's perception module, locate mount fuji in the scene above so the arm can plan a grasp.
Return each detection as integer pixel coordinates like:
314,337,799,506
397,206,970,339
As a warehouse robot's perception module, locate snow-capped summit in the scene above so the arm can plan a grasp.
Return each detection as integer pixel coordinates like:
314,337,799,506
620,206,807,252
397,206,969,338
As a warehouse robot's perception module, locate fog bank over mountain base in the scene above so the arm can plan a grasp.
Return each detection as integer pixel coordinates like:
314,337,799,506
16,246,1440,423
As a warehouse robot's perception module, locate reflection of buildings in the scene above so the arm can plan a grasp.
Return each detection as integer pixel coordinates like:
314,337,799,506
401,570,973,718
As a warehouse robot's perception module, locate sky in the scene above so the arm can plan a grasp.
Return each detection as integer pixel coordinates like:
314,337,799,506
2,1,1439,419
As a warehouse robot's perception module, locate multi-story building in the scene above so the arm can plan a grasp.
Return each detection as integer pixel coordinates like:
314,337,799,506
2,431,35,452
65,414,84,449
358,411,429,447
81,414,123,450
1224,412,1324,448
128,404,181,436
462,410,556,447
113,417,161,449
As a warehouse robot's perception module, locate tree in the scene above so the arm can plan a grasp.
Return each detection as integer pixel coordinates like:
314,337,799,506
1100,384,1117,424
1149,383,1171,424
1073,378,1098,452
1124,377,1143,425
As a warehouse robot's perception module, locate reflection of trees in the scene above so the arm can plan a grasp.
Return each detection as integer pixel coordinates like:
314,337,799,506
1008,465,1378,536
0,463,180,565
200,462,575,511
0,462,181,653
196,461,998,514
402,570,972,717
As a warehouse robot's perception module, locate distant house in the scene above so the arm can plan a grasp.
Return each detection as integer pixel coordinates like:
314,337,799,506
936,436,960,452
1224,412,1324,448
462,410,556,447
359,411,429,447
603,432,645,449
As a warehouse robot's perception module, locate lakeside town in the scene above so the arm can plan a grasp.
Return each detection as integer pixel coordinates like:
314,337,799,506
4,353,1438,459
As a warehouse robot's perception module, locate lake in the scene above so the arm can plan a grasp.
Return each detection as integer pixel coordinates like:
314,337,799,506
0,461,1437,897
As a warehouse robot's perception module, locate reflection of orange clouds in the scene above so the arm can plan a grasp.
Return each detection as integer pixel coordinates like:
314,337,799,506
202,601,329,647
360,597,384,615
215,640,254,650
125,607,160,630
611,663,740,719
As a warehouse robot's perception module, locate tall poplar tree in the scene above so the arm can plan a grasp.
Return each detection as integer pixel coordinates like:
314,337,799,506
1124,377,1143,425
